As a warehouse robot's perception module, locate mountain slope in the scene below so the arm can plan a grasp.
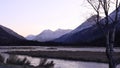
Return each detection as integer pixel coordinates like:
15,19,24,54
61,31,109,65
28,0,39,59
54,25,104,44
54,15,100,43
0,25,25,39
0,25,25,44
70,15,101,34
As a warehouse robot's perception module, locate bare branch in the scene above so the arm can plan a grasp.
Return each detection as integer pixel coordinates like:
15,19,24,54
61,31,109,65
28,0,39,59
87,0,98,12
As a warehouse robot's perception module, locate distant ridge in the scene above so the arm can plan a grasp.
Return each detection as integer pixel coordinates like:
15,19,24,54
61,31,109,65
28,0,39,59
26,29,72,42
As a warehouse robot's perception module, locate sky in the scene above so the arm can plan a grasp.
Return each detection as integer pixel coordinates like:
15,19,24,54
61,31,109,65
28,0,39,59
0,0,117,37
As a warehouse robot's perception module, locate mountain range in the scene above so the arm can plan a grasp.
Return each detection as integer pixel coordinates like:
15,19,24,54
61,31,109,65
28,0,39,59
26,29,72,42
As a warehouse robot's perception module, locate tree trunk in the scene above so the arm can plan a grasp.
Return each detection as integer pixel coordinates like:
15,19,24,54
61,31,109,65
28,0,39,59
106,28,116,68
110,27,116,67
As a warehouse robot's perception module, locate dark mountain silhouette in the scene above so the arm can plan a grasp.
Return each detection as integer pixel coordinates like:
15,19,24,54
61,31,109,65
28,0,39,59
0,25,25,44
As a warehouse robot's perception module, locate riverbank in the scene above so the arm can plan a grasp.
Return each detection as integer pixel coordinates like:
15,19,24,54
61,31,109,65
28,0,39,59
6,50,120,64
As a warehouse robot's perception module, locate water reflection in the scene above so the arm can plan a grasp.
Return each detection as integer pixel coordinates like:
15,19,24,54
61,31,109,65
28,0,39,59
49,59,108,68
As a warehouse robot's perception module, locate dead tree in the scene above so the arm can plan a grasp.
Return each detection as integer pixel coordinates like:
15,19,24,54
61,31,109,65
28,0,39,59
87,0,120,68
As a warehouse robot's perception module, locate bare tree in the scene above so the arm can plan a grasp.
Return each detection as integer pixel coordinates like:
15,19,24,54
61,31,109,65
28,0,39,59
87,0,120,68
